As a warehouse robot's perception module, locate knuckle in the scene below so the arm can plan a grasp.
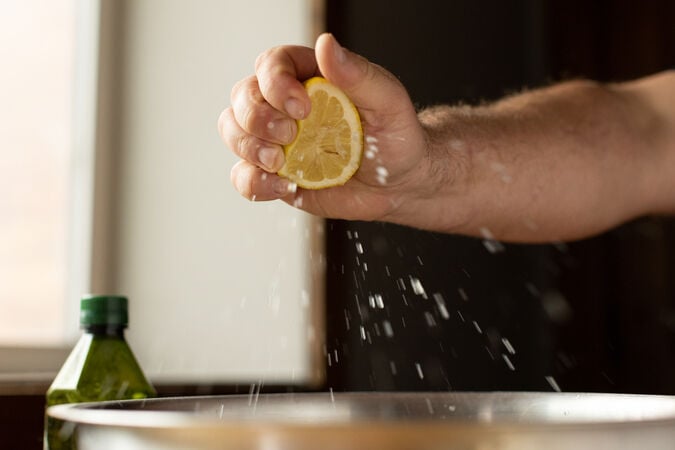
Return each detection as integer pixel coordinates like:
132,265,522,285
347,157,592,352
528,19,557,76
230,75,260,107
217,107,233,136
229,77,247,104
231,162,254,200
218,108,259,161
241,102,263,134
235,133,258,160
254,48,291,98
231,83,272,134
254,49,269,72
254,46,281,73
241,103,277,138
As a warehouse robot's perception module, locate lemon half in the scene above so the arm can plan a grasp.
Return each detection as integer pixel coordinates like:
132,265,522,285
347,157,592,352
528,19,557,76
278,77,363,190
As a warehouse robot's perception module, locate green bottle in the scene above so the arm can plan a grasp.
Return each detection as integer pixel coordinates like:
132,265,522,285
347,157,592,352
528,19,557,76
45,295,156,449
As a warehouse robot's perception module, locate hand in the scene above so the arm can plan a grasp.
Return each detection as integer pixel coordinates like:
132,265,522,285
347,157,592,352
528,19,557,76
218,33,432,223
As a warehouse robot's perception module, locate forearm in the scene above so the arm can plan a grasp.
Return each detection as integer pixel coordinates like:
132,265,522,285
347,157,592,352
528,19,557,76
399,72,675,242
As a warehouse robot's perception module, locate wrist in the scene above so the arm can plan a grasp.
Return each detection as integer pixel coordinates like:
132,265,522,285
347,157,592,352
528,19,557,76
384,107,473,233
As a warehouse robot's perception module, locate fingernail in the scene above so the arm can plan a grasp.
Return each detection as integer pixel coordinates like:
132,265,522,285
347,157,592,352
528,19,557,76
258,147,283,172
267,119,293,143
331,34,346,63
284,98,305,120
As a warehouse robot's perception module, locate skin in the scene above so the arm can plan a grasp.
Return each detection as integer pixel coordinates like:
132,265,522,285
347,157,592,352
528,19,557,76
219,33,675,243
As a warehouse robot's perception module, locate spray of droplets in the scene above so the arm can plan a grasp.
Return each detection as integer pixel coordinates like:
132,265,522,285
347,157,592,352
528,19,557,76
364,135,389,185
333,223,573,395
479,227,505,254
365,135,379,160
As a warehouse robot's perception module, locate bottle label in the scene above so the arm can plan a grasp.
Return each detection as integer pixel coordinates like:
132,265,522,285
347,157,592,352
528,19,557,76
50,334,93,389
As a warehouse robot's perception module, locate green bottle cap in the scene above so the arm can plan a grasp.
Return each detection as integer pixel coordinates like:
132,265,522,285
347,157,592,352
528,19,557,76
80,295,128,327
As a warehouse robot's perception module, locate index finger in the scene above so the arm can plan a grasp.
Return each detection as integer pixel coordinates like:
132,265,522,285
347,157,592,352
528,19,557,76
255,45,319,120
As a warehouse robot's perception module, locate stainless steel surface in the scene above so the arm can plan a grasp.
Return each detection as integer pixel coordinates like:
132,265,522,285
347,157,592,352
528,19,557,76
48,392,675,449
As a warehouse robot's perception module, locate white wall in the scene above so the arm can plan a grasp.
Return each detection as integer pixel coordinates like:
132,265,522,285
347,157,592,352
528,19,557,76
108,0,323,384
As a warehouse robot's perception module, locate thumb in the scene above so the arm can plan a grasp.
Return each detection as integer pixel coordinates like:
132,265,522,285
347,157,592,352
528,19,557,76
315,33,410,117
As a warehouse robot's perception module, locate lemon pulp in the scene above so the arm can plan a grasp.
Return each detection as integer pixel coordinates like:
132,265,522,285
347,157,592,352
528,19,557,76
278,77,363,189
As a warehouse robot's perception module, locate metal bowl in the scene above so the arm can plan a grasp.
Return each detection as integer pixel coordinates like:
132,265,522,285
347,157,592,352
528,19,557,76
47,391,675,449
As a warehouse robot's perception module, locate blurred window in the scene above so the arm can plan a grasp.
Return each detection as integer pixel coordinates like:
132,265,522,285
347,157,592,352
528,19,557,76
0,0,76,346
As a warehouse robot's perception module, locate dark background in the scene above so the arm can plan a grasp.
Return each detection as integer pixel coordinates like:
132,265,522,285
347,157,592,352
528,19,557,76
323,0,675,394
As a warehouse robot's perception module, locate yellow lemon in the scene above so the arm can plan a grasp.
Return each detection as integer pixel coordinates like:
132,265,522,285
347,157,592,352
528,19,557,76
278,77,363,189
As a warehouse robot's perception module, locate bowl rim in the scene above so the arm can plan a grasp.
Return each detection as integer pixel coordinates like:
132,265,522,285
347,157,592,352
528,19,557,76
46,391,675,432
